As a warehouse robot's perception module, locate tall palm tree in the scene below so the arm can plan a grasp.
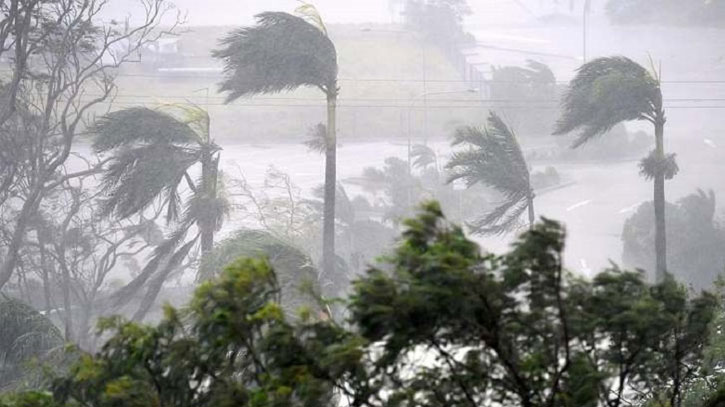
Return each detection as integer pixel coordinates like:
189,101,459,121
92,104,227,319
553,56,675,281
446,111,535,235
213,5,339,280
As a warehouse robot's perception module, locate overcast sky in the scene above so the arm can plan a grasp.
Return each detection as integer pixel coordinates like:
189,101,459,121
104,0,395,26
104,0,581,27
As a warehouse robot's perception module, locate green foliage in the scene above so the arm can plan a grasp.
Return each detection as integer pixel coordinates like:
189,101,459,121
622,189,725,290
4,204,719,407
213,12,338,101
447,111,534,234
554,56,661,147
48,258,345,407
0,297,63,391
0,391,59,407
347,202,718,407
198,229,321,318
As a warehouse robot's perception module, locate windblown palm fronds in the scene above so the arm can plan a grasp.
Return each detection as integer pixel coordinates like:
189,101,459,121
303,123,329,154
554,56,671,281
213,11,338,101
92,106,221,223
447,111,533,235
0,297,63,390
92,105,228,319
553,56,661,147
214,8,339,280
410,144,438,170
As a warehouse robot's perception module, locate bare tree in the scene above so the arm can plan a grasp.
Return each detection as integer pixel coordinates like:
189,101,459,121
0,0,181,290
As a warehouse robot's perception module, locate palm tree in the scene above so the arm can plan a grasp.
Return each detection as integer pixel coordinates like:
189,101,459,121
198,229,322,320
446,111,535,235
0,296,63,390
213,5,339,280
553,56,675,281
91,104,228,319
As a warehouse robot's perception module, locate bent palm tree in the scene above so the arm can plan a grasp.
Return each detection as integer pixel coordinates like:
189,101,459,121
213,5,339,280
92,104,228,319
553,56,674,281
446,111,535,235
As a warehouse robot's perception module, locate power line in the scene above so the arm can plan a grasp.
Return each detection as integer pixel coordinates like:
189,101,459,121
76,99,725,110
85,93,725,104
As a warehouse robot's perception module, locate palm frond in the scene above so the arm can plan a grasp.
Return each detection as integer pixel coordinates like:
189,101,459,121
0,297,62,366
410,144,437,170
98,144,201,221
447,112,530,197
156,103,211,143
294,2,328,35
303,123,328,154
554,56,660,147
91,107,200,153
197,229,319,317
183,182,231,233
523,59,556,84
213,11,338,101
447,111,533,236
468,196,529,235
638,150,679,181
109,222,193,310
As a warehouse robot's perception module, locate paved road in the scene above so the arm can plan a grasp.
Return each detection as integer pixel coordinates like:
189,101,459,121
217,134,724,278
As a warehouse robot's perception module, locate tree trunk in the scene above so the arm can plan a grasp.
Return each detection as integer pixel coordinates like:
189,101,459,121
527,191,536,230
322,90,338,282
199,149,219,255
654,117,667,282
0,187,42,289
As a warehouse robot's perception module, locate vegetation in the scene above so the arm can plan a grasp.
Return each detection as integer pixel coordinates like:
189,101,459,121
1,203,721,407
0,1,721,404
0,297,63,391
213,6,340,283
554,56,674,282
92,104,229,321
447,111,536,234
623,189,725,290
489,60,559,137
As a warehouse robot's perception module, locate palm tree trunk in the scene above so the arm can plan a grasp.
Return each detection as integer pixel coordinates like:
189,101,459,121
199,150,218,255
322,91,337,280
654,117,667,281
527,192,536,230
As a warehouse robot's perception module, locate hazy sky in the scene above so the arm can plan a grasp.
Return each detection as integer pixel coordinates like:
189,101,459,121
105,0,394,26
105,0,579,27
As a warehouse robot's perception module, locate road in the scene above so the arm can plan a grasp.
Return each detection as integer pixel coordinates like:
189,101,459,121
216,133,724,278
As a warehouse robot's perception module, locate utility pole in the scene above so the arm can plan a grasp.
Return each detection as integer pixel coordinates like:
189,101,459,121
583,0,592,62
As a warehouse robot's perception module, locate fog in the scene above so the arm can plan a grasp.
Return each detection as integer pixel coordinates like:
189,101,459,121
2,0,725,396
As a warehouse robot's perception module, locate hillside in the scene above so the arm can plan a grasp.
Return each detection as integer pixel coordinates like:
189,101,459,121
112,24,485,144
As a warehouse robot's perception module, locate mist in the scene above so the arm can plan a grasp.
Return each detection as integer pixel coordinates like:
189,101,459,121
1,0,725,404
